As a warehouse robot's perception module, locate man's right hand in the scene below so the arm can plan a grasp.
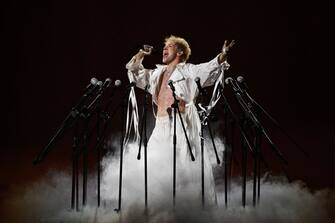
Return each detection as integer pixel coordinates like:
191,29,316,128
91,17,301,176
142,45,153,55
134,46,152,61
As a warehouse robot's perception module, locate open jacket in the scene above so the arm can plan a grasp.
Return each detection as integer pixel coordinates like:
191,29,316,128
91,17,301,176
125,55,229,156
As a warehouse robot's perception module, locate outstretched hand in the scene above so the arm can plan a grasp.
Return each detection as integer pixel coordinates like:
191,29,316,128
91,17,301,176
135,45,153,61
142,44,153,55
219,40,235,63
222,40,235,55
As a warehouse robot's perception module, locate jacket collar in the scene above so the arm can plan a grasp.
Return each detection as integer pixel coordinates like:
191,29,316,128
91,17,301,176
155,62,186,69
156,62,186,82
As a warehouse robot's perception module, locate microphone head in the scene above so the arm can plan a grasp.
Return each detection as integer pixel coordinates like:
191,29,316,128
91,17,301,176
90,77,98,85
97,81,103,87
105,78,112,82
224,77,233,85
101,78,112,89
114,79,122,87
143,44,154,54
236,76,244,83
194,77,200,82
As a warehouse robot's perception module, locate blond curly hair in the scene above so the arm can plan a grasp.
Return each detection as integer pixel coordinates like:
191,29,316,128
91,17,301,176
164,35,191,62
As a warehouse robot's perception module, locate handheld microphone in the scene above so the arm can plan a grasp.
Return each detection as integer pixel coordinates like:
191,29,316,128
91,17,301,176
142,44,154,55
195,77,206,95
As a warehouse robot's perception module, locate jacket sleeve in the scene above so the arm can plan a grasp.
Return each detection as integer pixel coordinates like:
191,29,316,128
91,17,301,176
125,56,152,90
188,54,228,88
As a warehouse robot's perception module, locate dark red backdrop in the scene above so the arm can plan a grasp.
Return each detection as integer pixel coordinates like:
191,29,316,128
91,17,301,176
1,0,333,203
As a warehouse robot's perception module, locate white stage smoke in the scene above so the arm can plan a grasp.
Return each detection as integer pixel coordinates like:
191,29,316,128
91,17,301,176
2,140,334,223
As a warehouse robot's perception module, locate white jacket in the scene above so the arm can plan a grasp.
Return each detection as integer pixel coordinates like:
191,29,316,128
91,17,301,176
125,55,229,156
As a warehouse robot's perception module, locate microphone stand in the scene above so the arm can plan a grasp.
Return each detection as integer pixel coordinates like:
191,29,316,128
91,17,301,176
252,110,262,206
115,84,134,212
218,86,256,155
168,81,195,207
222,98,235,208
217,84,257,207
33,84,100,165
33,80,101,212
94,96,110,208
68,103,96,209
246,103,264,206
234,89,288,165
197,103,207,208
237,86,284,205
200,111,205,208
222,100,229,207
137,84,149,209
206,117,221,165
78,93,104,207
255,119,262,205
241,86,309,158
71,122,80,211
91,84,121,207
240,112,248,207
96,106,102,208
71,79,116,210
195,86,205,208
69,81,111,208
222,97,241,208
229,81,291,205
199,111,221,207
80,84,110,207
196,88,221,208
80,108,91,207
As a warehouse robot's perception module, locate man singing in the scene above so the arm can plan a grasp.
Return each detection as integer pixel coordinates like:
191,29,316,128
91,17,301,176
126,35,235,207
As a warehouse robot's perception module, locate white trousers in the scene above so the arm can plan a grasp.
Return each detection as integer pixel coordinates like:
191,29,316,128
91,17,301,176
147,115,216,208
101,115,217,210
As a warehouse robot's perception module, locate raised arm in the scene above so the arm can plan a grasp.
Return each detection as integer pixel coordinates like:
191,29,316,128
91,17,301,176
190,40,235,88
125,47,153,90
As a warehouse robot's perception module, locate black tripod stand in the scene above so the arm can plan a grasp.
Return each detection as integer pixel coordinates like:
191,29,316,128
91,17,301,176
216,82,260,207
194,78,221,207
33,78,103,211
91,81,121,207
225,77,289,206
168,80,195,206
137,84,150,209
115,82,136,212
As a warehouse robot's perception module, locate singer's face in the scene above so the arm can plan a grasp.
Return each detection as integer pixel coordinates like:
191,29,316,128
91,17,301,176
162,41,178,64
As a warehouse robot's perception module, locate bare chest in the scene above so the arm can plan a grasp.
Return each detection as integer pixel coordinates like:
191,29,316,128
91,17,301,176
157,73,173,103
